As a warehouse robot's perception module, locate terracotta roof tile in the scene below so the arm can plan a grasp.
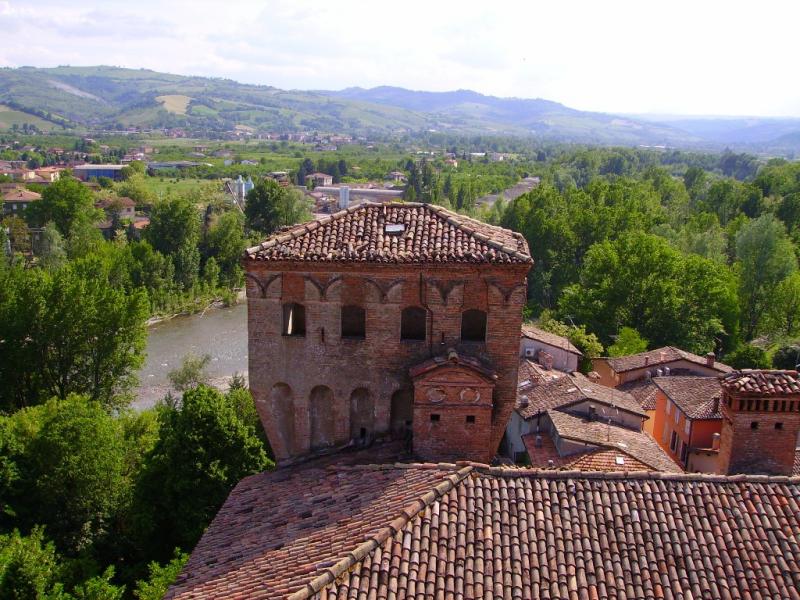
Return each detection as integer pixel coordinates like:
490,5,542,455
244,202,531,264
520,324,582,355
653,376,723,419
547,410,680,472
170,462,800,599
2,187,41,202
521,431,574,469
565,448,654,472
617,378,659,410
720,369,800,396
516,357,567,391
598,346,732,374
517,372,646,420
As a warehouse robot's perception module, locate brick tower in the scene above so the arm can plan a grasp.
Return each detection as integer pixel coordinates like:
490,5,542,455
243,202,531,464
718,370,800,475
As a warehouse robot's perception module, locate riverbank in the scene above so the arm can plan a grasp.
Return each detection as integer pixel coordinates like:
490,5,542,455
135,302,248,409
145,289,246,327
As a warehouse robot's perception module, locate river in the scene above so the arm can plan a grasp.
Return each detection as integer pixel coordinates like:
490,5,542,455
134,303,248,409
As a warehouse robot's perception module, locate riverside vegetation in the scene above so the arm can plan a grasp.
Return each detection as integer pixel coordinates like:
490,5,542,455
2,134,800,596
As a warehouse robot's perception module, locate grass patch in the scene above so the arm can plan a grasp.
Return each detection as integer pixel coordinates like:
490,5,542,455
156,94,192,115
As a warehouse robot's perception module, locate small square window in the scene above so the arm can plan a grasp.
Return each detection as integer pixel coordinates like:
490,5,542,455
775,422,784,430
430,414,440,423
750,421,759,430
466,415,476,424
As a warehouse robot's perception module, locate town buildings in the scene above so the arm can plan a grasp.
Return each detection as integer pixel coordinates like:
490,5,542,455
73,164,126,181
243,201,531,464
2,186,41,216
592,346,732,387
169,201,800,599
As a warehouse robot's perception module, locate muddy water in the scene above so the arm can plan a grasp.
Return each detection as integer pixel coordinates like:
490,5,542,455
134,303,248,409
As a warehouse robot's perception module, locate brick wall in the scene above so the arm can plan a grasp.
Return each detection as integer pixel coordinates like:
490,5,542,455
245,260,529,463
718,394,800,475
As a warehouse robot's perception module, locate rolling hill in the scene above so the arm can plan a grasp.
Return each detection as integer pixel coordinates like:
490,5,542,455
0,66,798,153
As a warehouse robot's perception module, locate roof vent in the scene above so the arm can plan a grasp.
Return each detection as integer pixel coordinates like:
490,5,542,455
385,223,405,235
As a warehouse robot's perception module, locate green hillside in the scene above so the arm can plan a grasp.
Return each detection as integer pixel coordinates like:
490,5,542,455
0,66,431,135
1,66,797,152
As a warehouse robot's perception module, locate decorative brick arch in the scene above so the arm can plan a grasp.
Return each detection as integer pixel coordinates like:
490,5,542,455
245,273,281,298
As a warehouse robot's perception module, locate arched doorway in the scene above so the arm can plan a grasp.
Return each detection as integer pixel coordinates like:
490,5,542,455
390,389,413,438
309,385,335,450
350,388,374,442
269,383,295,456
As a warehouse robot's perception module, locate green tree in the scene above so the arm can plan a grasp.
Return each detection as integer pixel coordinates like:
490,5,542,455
20,397,128,554
134,386,271,560
146,196,201,289
0,528,64,600
204,211,245,286
0,260,148,410
735,214,797,339
607,327,649,357
558,232,739,353
763,273,800,337
772,344,800,370
245,179,310,235
167,353,211,393
133,550,188,600
115,174,154,205
725,344,770,369
25,178,100,236
37,222,67,270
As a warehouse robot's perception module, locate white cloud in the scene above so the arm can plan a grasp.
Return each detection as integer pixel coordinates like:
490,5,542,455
0,0,797,116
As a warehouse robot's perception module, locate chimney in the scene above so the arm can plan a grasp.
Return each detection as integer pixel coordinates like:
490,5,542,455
644,356,650,366
588,404,596,421
711,433,721,451
547,459,555,468
534,434,542,448
587,371,601,382
705,352,716,367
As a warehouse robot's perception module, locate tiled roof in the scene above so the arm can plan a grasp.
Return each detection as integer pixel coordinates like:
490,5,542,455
599,346,732,374
520,324,582,355
95,196,136,209
169,463,800,600
409,349,496,381
516,357,567,390
720,369,800,396
244,202,531,264
653,376,722,420
166,462,461,600
517,373,646,420
566,448,654,472
617,378,659,411
522,432,654,473
795,449,800,476
547,410,680,472
2,187,41,202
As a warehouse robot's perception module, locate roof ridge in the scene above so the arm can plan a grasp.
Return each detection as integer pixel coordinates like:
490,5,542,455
286,464,474,600
468,464,800,484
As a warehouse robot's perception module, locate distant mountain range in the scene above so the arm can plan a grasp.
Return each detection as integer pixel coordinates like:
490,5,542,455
0,66,798,153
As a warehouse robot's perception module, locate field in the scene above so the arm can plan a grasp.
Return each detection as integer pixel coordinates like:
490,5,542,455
0,104,61,131
156,94,192,115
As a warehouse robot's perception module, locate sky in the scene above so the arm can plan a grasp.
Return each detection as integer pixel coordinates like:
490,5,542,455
1,0,799,117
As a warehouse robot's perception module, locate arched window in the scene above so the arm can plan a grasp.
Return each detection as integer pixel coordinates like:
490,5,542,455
461,309,487,342
341,305,366,338
390,389,413,437
282,303,305,336
401,306,426,340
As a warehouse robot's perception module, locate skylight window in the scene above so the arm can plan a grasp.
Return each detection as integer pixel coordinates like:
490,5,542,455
385,223,405,235
615,456,625,465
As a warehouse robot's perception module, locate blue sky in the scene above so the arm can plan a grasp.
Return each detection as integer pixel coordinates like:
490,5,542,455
1,0,798,117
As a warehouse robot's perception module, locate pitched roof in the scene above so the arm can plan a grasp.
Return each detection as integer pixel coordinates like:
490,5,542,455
168,463,800,600
2,187,41,202
566,448,654,472
720,369,800,396
598,346,732,374
617,378,660,410
244,202,531,264
95,196,136,209
517,356,567,389
547,410,680,472
517,372,647,420
521,323,582,355
653,376,722,419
